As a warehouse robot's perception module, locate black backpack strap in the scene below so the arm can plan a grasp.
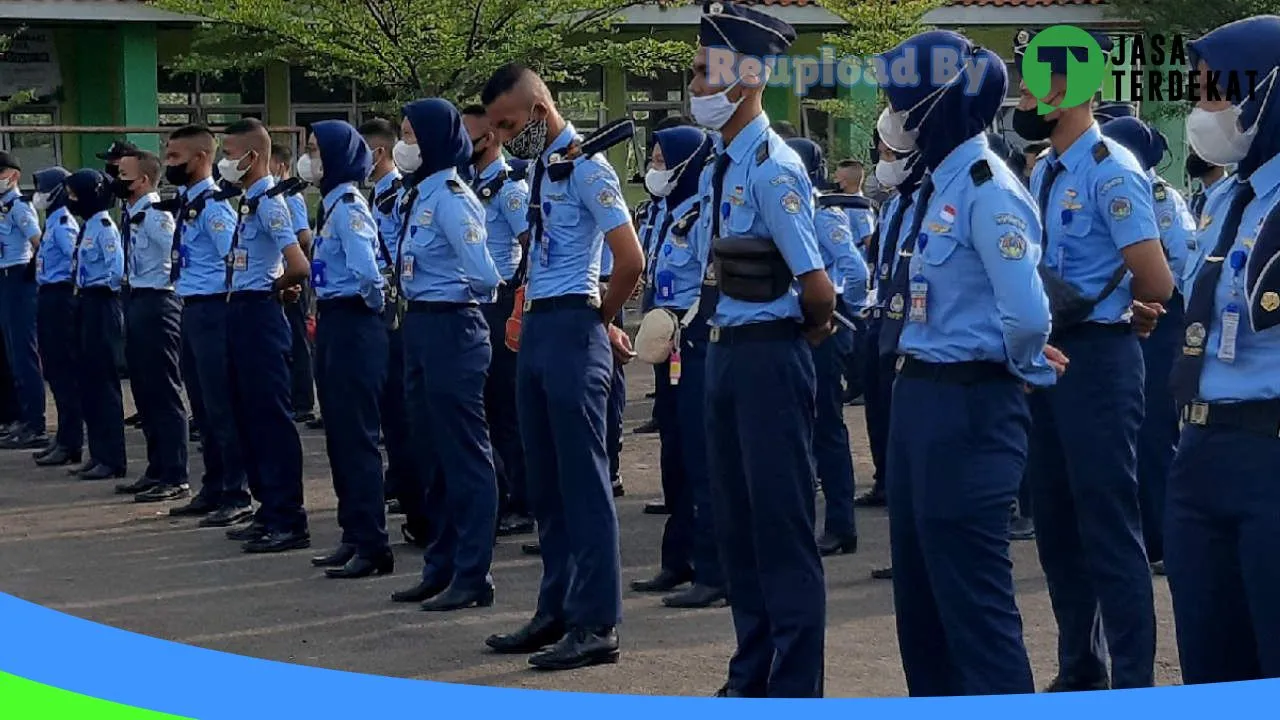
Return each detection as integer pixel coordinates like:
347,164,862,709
475,171,509,203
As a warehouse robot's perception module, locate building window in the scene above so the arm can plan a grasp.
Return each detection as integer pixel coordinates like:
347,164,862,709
287,66,397,128
551,68,605,137
1,107,59,181
157,68,266,127
624,69,689,182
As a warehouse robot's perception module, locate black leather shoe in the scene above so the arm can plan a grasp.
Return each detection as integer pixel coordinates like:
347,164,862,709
306,417,324,430
521,542,541,555
386,499,403,515
496,513,535,537
325,550,393,578
1045,675,1110,693
528,627,619,670
134,484,191,503
391,578,449,603
226,522,268,542
124,412,143,427
0,429,50,450
293,411,316,424
116,476,160,495
715,685,758,698
188,427,201,442
643,500,669,515
818,533,858,557
243,529,311,554
612,480,625,497
632,418,659,434
35,447,81,467
169,496,218,517
79,463,126,481
401,523,429,548
1151,560,1166,576
32,442,57,460
311,544,357,568
67,460,97,476
871,566,893,580
853,489,887,508
485,615,566,654
662,584,726,609
199,505,254,528
631,568,692,593
421,582,495,611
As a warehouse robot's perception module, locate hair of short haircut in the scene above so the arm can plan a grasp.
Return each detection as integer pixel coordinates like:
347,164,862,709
270,143,292,164
168,124,214,143
358,117,399,145
481,63,533,106
461,104,487,117
772,121,798,138
224,117,266,136
127,150,163,185
1024,141,1050,156
837,158,864,170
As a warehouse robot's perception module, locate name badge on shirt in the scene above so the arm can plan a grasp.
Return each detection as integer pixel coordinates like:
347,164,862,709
311,260,327,288
656,269,675,301
1218,304,1241,363
401,255,415,281
908,275,928,324
232,248,249,271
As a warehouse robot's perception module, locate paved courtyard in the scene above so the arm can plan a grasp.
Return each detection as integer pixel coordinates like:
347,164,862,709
0,372,1183,697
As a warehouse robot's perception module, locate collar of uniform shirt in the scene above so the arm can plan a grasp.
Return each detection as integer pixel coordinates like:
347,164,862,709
0,186,18,204
927,133,988,197
243,174,274,200
477,156,507,181
183,176,216,201
1049,122,1104,177
414,165,459,195
540,123,577,165
374,167,401,195
127,191,161,217
720,112,770,164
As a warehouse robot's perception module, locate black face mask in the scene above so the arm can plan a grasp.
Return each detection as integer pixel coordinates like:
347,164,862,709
1012,108,1057,142
111,177,135,200
164,162,192,188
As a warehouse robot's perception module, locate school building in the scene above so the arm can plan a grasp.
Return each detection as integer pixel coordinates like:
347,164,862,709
0,0,1188,190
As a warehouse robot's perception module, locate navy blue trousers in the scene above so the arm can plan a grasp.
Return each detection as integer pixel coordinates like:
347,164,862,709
1137,295,1184,563
519,306,621,628
482,293,526,516
889,372,1035,696
607,311,626,484
1028,326,1154,689
1166,425,1280,683
706,335,824,698
404,307,498,591
37,284,82,452
125,290,188,484
316,303,388,556
285,298,315,415
182,301,250,508
77,290,126,473
654,333,722,587
0,270,44,432
861,317,893,496
381,327,417,507
812,324,857,539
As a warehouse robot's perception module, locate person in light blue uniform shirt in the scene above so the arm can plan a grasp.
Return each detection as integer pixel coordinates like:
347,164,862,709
163,124,254,526
880,33,1060,696
690,2,837,697
1166,18,1280,685
111,151,189,501
270,143,318,425
31,167,83,467
387,99,502,610
629,125,725,609
1015,27,1175,692
462,104,534,536
300,120,393,580
787,137,866,557
218,118,312,554
1186,150,1228,225
0,152,48,451
481,64,643,670
834,159,877,259
1101,116,1197,573
64,169,128,480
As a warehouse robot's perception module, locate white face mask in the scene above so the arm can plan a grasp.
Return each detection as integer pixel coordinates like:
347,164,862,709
645,167,675,197
393,140,422,173
0,175,14,193
32,192,50,210
878,73,963,154
1185,68,1277,167
691,81,743,130
296,153,322,184
217,152,253,185
875,157,912,188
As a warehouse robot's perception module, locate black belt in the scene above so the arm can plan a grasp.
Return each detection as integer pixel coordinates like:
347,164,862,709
38,281,73,294
524,294,600,314
0,264,31,278
407,300,477,313
1053,321,1132,340
128,286,174,297
182,293,224,305
226,290,274,302
1182,399,1280,438
77,285,118,299
709,319,800,345
897,356,1011,385
317,297,377,314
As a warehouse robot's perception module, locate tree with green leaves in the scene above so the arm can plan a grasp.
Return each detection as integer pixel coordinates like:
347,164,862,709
1105,0,1278,37
153,0,693,103
0,32,36,112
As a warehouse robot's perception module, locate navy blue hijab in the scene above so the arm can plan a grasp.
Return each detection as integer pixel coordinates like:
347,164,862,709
1100,117,1168,172
311,120,372,197
402,98,472,184
1188,16,1280,179
881,31,1008,170
64,169,112,220
785,138,830,191
33,166,70,213
654,126,713,208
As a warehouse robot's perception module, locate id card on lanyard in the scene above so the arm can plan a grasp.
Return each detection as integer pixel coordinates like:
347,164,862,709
1219,249,1249,362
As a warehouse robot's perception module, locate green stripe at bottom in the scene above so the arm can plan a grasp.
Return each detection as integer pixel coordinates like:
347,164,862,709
0,671,192,719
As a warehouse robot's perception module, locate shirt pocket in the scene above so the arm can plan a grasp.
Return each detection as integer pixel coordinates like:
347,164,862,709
918,231,960,267
549,201,581,227
725,205,756,235
664,241,697,268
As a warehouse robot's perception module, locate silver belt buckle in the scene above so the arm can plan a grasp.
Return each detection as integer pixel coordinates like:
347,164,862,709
1187,401,1210,426
709,326,721,343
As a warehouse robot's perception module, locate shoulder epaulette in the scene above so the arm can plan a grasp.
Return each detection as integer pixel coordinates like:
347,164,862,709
817,193,873,210
214,187,241,202
342,191,357,204
100,217,111,227
1092,141,1110,163
671,203,702,237
59,214,69,225
755,141,770,166
152,197,182,213
635,199,652,219
1153,181,1169,203
129,212,146,225
262,181,295,200
969,159,993,186
508,159,530,182
547,118,635,182
446,178,467,195
277,177,308,197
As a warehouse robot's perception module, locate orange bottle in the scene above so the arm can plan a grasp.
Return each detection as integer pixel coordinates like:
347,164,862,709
505,285,525,352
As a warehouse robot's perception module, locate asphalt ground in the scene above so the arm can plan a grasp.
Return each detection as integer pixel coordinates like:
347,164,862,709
0,371,1183,697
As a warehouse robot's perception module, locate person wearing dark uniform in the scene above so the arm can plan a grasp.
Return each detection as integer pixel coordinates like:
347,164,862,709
1014,28,1174,691
299,120,394,579
270,143,318,425
388,99,502,609
690,2,836,697
63,170,127,480
217,118,312,554
462,104,534,537
111,151,190,501
481,65,643,670
31,167,83,467
878,31,1060,696
631,125,726,608
1166,17,1280,685
0,152,48,451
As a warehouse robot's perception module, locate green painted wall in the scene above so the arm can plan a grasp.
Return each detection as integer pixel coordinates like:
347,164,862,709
119,24,160,153
70,28,120,169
